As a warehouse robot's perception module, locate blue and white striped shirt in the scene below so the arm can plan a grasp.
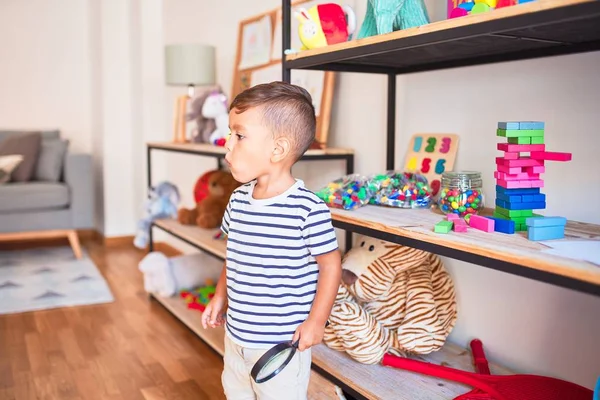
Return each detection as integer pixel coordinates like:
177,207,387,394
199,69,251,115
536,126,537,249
220,179,338,348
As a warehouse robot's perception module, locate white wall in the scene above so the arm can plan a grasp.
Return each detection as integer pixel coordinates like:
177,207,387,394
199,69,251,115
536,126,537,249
162,0,600,390
0,0,93,153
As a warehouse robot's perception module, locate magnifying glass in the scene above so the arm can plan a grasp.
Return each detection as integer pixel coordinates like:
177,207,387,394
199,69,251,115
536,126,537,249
250,337,300,384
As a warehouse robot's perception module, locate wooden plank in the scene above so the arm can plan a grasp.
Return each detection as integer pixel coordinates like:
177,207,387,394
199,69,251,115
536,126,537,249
312,343,513,400
285,0,596,61
330,205,600,286
147,141,354,156
153,219,227,258
152,295,340,399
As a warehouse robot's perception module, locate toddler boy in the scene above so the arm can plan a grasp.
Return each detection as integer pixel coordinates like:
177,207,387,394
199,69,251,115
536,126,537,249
201,81,342,400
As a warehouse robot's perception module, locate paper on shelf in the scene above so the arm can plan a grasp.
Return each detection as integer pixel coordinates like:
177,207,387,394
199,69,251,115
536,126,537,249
540,240,600,266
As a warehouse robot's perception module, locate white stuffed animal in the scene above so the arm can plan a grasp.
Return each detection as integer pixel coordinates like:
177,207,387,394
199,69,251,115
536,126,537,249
138,251,223,297
202,90,230,146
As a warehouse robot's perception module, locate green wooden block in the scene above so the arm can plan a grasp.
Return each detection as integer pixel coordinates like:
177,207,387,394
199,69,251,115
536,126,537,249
520,209,533,217
434,220,453,233
493,210,510,220
516,223,528,231
497,129,544,138
508,136,531,144
503,215,527,224
496,206,523,218
531,136,544,144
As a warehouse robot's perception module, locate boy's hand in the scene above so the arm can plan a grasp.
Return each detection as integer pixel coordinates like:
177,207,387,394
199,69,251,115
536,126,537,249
201,295,227,329
292,317,325,351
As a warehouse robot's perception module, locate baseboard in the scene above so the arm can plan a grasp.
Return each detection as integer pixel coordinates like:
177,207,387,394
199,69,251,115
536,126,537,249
103,235,135,248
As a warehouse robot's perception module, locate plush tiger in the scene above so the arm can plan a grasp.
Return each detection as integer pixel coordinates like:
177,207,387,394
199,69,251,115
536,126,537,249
323,234,458,365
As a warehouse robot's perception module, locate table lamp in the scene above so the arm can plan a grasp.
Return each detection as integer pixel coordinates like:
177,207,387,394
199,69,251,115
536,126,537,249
165,43,217,143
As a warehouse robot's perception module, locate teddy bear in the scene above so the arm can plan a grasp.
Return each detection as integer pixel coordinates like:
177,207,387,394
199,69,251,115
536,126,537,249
323,234,458,365
177,170,241,229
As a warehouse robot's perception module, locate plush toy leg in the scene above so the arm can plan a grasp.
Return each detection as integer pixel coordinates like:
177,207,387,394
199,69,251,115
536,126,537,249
328,300,392,365
373,0,407,36
390,255,457,355
324,285,355,352
399,0,430,30
357,0,377,39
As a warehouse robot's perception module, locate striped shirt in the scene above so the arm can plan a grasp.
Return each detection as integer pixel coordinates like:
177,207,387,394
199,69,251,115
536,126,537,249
220,179,338,348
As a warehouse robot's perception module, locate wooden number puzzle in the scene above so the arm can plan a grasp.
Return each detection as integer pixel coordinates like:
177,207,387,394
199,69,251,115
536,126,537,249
403,133,460,196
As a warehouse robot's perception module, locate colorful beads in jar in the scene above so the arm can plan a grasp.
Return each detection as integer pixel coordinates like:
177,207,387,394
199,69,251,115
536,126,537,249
315,174,376,210
369,171,433,209
438,171,485,217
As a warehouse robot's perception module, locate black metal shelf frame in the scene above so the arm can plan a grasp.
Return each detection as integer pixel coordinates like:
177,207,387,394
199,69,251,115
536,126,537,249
146,145,355,252
280,1,600,294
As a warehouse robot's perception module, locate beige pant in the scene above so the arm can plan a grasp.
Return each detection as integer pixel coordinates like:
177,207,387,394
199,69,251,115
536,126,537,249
222,335,312,400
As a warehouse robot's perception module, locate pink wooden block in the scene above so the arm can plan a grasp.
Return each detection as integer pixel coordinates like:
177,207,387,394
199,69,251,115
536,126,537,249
494,171,540,181
530,151,572,162
518,180,532,188
497,143,545,152
503,152,519,160
495,157,544,167
469,215,494,232
446,213,460,221
497,165,522,175
524,166,545,174
530,180,544,188
453,219,468,232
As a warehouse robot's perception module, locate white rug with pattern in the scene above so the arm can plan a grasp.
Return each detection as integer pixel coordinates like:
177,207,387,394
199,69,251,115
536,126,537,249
0,246,114,314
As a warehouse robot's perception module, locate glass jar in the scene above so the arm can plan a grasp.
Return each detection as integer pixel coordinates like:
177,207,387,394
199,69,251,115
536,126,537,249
438,171,485,217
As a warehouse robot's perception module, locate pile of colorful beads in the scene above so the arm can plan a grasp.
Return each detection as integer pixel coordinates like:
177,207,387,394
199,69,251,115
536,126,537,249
315,174,377,210
369,171,433,209
438,187,483,216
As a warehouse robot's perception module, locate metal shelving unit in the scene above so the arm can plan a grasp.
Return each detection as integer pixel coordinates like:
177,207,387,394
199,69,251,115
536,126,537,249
279,0,600,397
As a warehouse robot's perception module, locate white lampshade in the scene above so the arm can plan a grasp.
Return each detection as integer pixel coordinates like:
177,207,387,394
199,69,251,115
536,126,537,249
165,43,216,86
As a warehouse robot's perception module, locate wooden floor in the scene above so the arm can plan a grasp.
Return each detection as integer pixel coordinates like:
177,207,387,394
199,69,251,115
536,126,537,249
0,240,227,400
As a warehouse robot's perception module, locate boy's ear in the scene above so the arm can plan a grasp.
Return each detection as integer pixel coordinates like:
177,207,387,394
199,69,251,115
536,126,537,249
271,136,292,163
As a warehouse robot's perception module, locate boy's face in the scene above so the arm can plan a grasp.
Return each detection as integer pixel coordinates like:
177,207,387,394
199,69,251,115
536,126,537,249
225,106,275,183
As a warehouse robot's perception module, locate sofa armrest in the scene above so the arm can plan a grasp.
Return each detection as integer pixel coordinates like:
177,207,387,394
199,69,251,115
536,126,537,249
64,153,95,229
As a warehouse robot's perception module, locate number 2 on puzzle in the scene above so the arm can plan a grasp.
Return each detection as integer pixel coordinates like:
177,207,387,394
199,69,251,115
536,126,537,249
412,136,452,154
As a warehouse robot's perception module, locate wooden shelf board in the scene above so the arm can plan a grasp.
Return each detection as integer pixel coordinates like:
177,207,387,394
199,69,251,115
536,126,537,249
147,141,354,157
312,342,513,400
285,0,600,73
153,219,226,259
331,205,600,288
152,293,341,399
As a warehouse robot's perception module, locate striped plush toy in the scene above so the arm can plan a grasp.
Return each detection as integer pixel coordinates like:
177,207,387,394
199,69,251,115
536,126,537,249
323,235,458,364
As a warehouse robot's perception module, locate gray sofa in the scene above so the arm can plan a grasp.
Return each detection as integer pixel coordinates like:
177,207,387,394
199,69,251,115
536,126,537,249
0,130,94,256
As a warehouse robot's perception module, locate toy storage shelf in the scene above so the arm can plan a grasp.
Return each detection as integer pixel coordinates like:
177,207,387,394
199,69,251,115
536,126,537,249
330,206,600,296
284,0,600,75
150,292,341,399
149,218,515,400
147,141,355,159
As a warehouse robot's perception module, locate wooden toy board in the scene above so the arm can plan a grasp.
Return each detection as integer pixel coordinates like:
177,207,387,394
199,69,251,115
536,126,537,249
232,0,337,149
403,133,460,195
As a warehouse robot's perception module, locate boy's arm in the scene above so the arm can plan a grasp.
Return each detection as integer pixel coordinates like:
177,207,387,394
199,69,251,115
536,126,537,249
293,203,342,351
308,250,342,326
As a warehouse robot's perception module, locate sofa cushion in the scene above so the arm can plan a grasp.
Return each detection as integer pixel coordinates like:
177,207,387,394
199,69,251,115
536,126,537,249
0,130,60,142
34,138,70,182
0,182,69,213
0,132,41,182
0,155,24,184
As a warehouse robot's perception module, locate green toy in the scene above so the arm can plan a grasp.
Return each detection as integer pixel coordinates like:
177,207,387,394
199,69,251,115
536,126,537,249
357,0,430,39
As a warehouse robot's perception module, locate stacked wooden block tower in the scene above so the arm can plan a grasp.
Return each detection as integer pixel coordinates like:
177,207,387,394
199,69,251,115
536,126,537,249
493,121,572,240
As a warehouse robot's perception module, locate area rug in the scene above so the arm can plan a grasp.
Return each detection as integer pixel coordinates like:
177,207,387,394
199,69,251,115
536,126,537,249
0,246,114,314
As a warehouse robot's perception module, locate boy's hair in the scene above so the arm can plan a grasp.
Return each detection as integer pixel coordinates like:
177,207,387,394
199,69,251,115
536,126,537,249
230,81,316,160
